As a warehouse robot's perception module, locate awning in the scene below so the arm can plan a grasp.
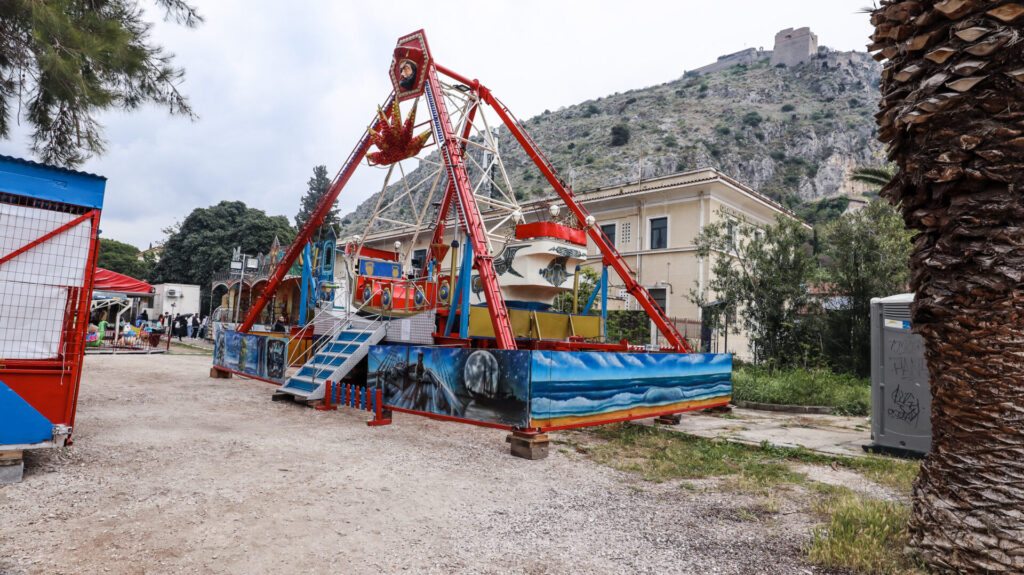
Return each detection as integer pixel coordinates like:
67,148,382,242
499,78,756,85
93,267,153,297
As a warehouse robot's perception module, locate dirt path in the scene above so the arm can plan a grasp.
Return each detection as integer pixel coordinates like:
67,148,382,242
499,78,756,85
1,354,845,575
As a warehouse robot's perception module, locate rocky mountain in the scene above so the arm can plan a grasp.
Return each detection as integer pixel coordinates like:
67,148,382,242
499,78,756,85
339,48,884,236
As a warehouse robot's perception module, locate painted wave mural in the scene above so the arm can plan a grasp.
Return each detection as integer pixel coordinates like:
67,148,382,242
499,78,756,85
529,351,732,427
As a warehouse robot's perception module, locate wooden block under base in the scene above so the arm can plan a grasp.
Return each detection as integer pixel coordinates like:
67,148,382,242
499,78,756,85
508,432,550,460
209,367,232,379
654,413,682,425
270,392,294,402
705,404,733,413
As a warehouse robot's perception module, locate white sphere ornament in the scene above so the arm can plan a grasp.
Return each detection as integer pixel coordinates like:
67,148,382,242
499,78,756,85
512,209,524,223
585,215,596,227
394,241,402,250
548,204,561,218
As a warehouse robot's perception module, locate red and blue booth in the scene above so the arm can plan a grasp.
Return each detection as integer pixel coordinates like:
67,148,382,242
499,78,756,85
0,155,105,478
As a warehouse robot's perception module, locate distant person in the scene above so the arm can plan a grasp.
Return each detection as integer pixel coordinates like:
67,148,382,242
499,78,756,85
173,314,184,341
190,315,200,338
199,316,209,339
138,309,149,323
272,315,287,333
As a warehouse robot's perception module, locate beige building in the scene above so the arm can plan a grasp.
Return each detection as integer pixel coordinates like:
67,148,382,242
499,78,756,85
359,168,798,359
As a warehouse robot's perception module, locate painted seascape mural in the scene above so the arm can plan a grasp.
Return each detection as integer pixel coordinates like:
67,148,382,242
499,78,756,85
529,351,732,428
213,330,288,384
368,346,531,427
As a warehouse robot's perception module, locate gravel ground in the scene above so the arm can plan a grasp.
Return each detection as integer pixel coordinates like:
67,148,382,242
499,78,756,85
1,354,848,575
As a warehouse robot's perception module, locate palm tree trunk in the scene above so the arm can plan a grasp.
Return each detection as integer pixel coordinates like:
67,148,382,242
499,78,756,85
871,1,1024,573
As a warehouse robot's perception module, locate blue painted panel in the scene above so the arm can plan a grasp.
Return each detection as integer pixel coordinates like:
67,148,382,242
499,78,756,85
212,330,288,383
530,352,732,427
359,259,402,279
0,380,54,446
369,345,531,427
0,155,106,208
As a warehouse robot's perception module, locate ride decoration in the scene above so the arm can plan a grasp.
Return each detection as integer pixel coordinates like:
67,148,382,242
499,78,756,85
366,100,431,166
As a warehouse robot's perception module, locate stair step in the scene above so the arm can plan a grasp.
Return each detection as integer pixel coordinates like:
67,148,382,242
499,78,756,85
312,354,350,367
281,376,317,394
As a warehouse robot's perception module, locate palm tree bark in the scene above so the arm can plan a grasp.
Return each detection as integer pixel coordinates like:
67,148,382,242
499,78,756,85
871,1,1024,573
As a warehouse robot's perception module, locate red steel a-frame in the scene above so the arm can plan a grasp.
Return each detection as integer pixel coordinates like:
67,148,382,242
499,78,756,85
240,30,691,353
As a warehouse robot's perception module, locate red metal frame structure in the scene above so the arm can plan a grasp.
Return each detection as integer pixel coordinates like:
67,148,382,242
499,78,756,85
235,30,690,354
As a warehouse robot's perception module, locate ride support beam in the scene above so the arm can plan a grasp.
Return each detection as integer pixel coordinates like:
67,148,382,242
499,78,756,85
424,65,516,349
237,96,394,333
453,75,690,352
421,101,478,277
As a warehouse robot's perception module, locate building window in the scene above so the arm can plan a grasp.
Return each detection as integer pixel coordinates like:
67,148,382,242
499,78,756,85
600,223,617,247
727,221,736,251
649,287,668,314
621,221,632,245
411,248,427,272
649,217,667,250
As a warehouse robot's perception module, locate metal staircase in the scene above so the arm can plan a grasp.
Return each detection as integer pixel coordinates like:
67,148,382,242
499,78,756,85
276,316,386,402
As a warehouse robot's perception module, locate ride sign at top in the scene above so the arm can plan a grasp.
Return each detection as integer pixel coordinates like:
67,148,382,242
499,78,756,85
390,30,431,101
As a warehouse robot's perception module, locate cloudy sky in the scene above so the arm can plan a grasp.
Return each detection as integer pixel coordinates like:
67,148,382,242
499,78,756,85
0,0,876,250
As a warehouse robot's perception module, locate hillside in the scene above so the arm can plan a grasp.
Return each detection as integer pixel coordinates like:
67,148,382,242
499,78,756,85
339,49,884,236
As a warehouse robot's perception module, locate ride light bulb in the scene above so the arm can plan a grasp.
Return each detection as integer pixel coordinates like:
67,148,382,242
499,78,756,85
548,205,560,218
585,215,596,227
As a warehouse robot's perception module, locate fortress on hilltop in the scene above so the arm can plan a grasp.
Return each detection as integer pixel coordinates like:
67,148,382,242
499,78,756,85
691,26,859,75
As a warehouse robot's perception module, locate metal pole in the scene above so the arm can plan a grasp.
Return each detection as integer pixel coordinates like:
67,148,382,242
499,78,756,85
601,265,608,341
572,266,580,314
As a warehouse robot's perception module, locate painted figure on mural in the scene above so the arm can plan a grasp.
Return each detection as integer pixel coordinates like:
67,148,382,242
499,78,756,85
398,59,417,90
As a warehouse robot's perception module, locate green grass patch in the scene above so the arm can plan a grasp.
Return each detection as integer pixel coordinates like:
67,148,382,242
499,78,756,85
845,456,920,493
584,423,832,488
808,489,925,574
732,366,871,415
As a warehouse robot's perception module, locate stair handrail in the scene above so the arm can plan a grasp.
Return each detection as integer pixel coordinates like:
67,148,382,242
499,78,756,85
285,288,380,366
303,304,386,391
287,288,385,378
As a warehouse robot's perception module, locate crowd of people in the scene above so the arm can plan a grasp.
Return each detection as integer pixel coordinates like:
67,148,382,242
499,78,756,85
138,309,210,342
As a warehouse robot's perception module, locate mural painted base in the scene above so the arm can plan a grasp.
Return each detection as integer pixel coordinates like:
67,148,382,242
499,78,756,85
368,345,732,432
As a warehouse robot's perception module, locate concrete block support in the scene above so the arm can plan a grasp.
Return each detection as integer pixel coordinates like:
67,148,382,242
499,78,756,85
0,451,25,485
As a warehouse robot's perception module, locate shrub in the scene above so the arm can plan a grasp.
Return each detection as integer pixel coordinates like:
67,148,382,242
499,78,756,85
610,124,630,146
781,103,795,112
769,150,786,161
585,156,595,165
715,124,731,136
663,135,678,148
742,111,763,126
567,142,575,150
754,131,765,141
583,104,600,118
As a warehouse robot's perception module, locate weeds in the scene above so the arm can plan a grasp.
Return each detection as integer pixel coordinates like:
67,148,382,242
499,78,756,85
808,489,925,574
732,366,871,415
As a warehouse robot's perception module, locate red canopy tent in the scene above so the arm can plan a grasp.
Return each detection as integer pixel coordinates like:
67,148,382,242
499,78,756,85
92,268,153,296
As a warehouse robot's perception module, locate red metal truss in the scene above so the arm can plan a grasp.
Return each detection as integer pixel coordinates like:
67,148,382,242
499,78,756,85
238,97,394,333
435,64,692,353
423,64,516,349
420,100,478,276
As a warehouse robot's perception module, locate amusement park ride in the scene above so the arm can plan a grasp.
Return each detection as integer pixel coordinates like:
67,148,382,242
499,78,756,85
212,31,732,458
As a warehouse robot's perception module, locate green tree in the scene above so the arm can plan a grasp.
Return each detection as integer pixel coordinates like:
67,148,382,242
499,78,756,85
692,211,819,366
609,124,630,147
97,238,148,279
151,201,295,314
820,200,913,377
294,165,338,239
0,1,201,167
552,266,599,314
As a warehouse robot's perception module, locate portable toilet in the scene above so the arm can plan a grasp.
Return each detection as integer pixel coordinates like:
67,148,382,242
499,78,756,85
867,293,931,456
0,155,105,483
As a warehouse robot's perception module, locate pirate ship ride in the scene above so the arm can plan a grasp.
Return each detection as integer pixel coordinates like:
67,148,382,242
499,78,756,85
211,31,732,458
